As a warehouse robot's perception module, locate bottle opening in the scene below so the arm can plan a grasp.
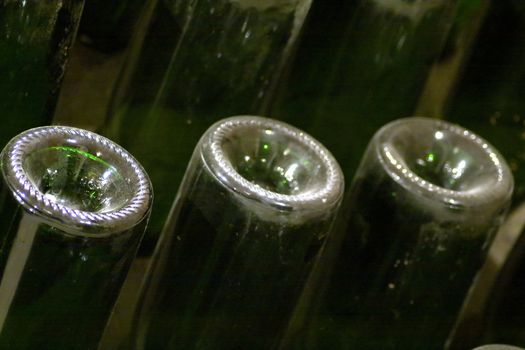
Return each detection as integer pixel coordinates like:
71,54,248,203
203,116,344,213
223,125,323,196
1,126,152,235
377,117,513,205
24,146,132,213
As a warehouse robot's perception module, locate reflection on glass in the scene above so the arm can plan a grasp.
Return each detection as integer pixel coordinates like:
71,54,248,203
0,126,152,349
102,0,313,254
132,116,344,350
0,1,84,148
305,118,513,350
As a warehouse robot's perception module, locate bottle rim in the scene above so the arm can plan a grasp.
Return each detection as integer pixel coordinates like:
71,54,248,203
201,115,344,214
1,126,152,237
375,117,514,208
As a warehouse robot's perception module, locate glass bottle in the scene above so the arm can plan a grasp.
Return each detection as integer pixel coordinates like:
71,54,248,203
0,126,153,349
131,116,344,350
305,118,513,350
102,0,313,254
0,0,84,148
270,0,458,182
78,0,146,52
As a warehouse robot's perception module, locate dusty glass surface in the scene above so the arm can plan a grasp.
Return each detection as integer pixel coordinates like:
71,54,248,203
132,116,343,350
301,118,513,350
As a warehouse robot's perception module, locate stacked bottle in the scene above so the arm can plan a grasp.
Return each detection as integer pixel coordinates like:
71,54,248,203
0,126,152,349
295,118,513,349
132,116,344,349
102,0,314,254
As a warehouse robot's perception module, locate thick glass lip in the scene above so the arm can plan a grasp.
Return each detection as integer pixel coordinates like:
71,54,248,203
375,117,514,208
201,116,344,215
1,126,153,237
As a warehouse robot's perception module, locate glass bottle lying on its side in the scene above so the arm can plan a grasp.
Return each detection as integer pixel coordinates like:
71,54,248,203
0,126,153,349
102,0,314,255
132,116,344,350
302,117,514,350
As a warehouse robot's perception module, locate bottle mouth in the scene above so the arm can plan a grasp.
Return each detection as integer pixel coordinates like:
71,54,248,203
202,116,344,214
376,117,513,208
1,126,152,236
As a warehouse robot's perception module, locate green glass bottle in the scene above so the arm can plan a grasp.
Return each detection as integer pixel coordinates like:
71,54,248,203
78,0,146,52
0,126,152,349
270,0,458,182
102,0,313,254
0,0,84,148
302,118,513,350
131,116,344,349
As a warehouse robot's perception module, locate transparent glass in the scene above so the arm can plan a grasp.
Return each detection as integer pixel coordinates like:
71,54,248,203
305,117,513,350
131,116,344,350
270,0,458,182
102,0,313,254
0,126,153,349
0,0,84,148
